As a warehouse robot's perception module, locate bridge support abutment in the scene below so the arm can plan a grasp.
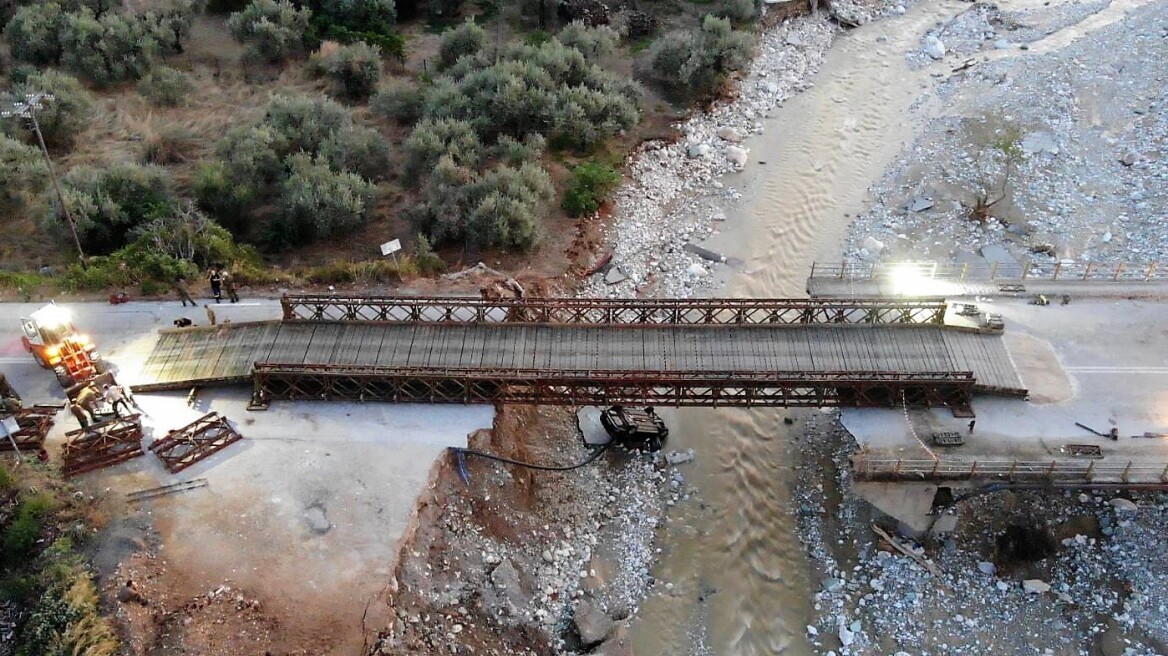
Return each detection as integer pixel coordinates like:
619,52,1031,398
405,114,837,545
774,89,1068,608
852,481,965,536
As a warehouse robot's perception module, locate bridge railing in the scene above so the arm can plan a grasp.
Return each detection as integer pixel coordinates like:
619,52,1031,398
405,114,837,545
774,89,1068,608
811,260,1165,283
250,364,974,409
852,456,1168,484
280,295,948,325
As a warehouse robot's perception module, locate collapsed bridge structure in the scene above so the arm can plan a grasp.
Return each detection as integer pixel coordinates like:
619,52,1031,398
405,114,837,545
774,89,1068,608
130,295,1026,411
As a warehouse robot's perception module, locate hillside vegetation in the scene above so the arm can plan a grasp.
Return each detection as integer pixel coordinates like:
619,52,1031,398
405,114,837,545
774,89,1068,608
0,0,755,295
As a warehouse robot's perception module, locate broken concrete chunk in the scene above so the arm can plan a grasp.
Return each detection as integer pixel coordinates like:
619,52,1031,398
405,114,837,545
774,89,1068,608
1022,579,1051,594
910,197,935,212
574,599,615,647
604,266,629,285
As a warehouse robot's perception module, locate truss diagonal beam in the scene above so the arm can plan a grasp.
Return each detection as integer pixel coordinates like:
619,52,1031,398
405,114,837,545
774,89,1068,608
250,364,974,410
280,295,948,326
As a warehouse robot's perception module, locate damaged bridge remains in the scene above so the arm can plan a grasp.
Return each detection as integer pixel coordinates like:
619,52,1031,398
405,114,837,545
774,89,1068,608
130,295,1024,414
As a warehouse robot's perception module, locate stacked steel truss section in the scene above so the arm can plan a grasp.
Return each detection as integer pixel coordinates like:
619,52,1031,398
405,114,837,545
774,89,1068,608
251,364,975,410
150,412,243,473
62,415,144,477
0,407,58,454
280,295,949,326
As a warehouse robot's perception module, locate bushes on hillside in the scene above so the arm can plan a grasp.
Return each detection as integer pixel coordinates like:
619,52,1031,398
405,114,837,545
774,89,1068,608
438,20,484,70
419,39,640,149
370,79,423,124
227,0,313,62
2,70,94,151
562,161,619,216
51,162,179,255
715,0,756,24
556,22,618,61
651,16,752,99
0,136,48,210
402,118,482,178
137,66,194,106
4,2,195,84
195,94,387,247
271,153,376,247
310,41,383,101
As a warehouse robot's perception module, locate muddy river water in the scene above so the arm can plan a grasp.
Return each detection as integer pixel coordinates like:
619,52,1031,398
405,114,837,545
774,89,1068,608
624,0,1151,650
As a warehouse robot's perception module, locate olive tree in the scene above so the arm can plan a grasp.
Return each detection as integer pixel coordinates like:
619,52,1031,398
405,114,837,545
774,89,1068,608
3,70,94,151
52,163,179,255
402,118,482,179
651,16,752,99
4,3,68,65
310,41,383,101
556,22,618,61
0,135,48,210
58,8,159,85
274,153,376,245
227,0,312,63
438,20,484,70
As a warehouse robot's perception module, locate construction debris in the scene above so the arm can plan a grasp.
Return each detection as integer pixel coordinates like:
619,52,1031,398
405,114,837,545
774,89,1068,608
150,412,243,473
62,415,145,478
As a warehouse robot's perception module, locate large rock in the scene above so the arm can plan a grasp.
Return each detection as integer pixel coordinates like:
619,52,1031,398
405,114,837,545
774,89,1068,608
923,35,946,60
574,599,615,647
1109,498,1138,511
717,127,743,143
483,559,528,616
1022,579,1051,594
861,236,885,254
1021,131,1059,156
688,143,712,158
726,146,748,169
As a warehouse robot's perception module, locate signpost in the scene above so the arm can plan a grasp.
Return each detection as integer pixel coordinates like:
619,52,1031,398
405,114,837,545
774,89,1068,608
380,239,402,269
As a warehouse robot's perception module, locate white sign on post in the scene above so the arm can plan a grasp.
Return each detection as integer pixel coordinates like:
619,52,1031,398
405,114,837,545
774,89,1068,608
380,239,402,256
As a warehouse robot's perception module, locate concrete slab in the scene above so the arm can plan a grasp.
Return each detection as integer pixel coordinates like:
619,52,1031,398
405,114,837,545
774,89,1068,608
843,297,1168,465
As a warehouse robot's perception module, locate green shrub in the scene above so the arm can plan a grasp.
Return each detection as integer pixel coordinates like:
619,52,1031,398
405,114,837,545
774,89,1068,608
227,0,313,63
51,163,179,255
308,0,395,35
715,0,756,23
556,22,618,61
421,39,640,149
402,117,482,179
492,133,545,167
264,93,350,155
2,70,93,152
370,79,423,124
413,233,444,273
137,66,194,106
0,464,12,491
320,125,391,180
271,153,376,247
310,41,383,101
2,493,55,562
4,3,68,65
58,8,159,85
466,162,552,250
437,19,484,69
129,203,255,269
650,15,752,100
0,135,49,210
562,161,619,217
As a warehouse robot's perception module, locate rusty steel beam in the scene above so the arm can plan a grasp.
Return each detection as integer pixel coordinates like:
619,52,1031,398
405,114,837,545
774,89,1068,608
280,295,948,326
150,412,243,473
250,363,974,410
0,408,57,454
62,415,144,478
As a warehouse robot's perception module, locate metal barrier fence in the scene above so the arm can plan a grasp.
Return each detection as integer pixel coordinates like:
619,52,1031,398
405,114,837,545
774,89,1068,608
250,364,974,409
280,295,949,325
811,260,1165,283
851,456,1168,484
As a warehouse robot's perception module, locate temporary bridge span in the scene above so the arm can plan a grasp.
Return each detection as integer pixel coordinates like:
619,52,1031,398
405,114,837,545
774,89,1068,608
130,295,1026,410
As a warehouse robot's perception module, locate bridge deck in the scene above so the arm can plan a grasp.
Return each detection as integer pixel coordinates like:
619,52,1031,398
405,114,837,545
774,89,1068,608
135,322,1024,394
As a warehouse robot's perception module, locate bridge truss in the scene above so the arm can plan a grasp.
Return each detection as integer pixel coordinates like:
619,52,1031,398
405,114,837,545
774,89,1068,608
249,364,975,411
280,295,948,326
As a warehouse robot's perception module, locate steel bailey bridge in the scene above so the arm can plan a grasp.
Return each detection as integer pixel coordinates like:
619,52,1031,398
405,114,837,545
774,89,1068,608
130,295,1027,410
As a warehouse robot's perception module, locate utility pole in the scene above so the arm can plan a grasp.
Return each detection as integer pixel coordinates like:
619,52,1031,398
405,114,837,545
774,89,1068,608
2,93,87,269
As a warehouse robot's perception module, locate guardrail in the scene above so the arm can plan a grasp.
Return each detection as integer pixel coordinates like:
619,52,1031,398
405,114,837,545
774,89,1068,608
851,456,1168,484
280,295,949,325
250,365,974,409
811,260,1165,283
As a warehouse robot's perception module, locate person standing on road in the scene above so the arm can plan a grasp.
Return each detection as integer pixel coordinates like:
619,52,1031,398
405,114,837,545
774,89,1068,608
223,269,239,303
208,268,223,303
103,383,131,418
175,276,195,307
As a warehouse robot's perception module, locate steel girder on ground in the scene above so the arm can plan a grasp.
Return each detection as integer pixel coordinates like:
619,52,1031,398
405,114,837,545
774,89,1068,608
250,363,974,410
61,415,144,477
851,456,1168,485
150,411,243,473
280,295,948,326
0,407,57,454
